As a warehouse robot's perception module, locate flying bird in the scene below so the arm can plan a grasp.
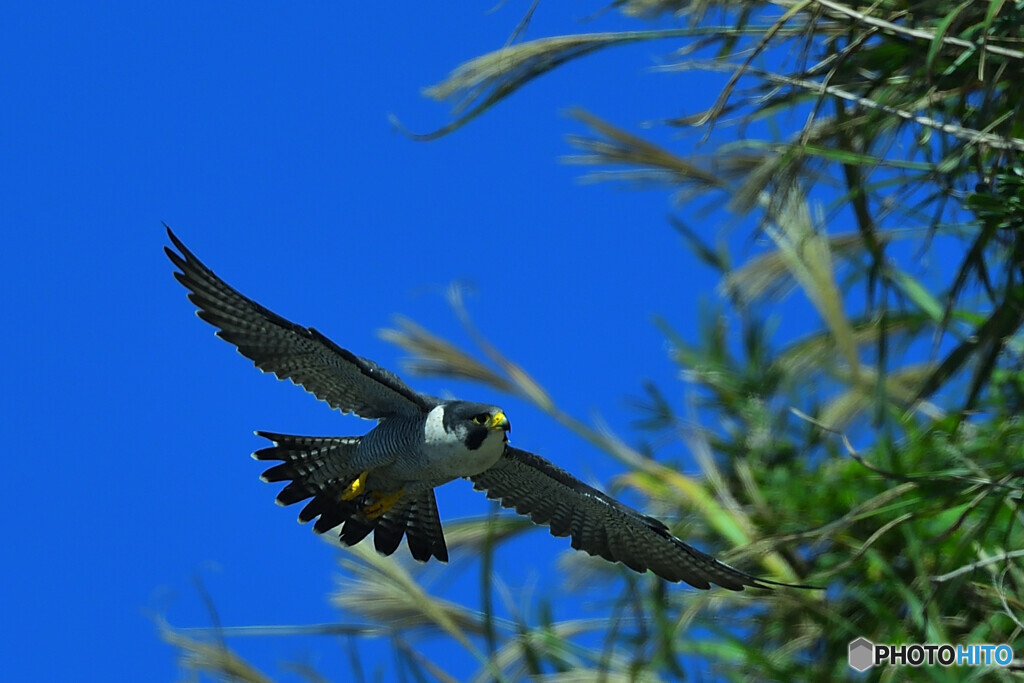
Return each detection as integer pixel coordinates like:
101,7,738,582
166,227,811,590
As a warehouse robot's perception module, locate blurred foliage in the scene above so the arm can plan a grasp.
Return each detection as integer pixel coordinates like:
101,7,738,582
165,0,1024,680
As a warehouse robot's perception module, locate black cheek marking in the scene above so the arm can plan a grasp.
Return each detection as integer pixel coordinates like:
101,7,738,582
440,404,458,433
464,426,488,451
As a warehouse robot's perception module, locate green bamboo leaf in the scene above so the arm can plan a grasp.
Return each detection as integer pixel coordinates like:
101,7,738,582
926,1,974,74
888,267,945,322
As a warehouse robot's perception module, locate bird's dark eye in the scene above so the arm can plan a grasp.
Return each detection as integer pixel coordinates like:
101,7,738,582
472,413,489,425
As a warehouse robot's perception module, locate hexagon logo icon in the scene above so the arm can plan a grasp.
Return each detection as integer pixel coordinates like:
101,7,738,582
848,637,874,672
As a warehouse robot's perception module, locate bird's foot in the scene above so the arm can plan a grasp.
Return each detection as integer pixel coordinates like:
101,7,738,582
363,489,404,519
339,471,368,501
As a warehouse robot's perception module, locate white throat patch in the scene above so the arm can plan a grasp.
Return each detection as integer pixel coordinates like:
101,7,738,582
423,404,505,477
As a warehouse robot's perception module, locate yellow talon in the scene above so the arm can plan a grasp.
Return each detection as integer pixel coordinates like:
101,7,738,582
363,489,404,519
340,471,368,501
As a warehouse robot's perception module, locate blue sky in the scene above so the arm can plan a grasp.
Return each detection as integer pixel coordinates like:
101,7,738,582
3,4,821,681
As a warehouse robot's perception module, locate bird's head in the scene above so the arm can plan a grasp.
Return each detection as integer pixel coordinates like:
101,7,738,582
441,401,510,451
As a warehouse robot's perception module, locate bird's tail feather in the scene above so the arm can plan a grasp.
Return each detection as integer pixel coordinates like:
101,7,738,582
333,489,448,562
253,431,448,562
376,489,448,562
253,431,363,508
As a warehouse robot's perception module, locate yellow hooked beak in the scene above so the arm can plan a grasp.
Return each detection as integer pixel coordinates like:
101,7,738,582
488,411,510,433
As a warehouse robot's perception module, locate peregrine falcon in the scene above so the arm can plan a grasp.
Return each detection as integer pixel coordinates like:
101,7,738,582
166,228,810,591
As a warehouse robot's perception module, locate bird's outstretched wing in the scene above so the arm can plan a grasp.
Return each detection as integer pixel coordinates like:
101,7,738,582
471,447,810,590
165,227,431,419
